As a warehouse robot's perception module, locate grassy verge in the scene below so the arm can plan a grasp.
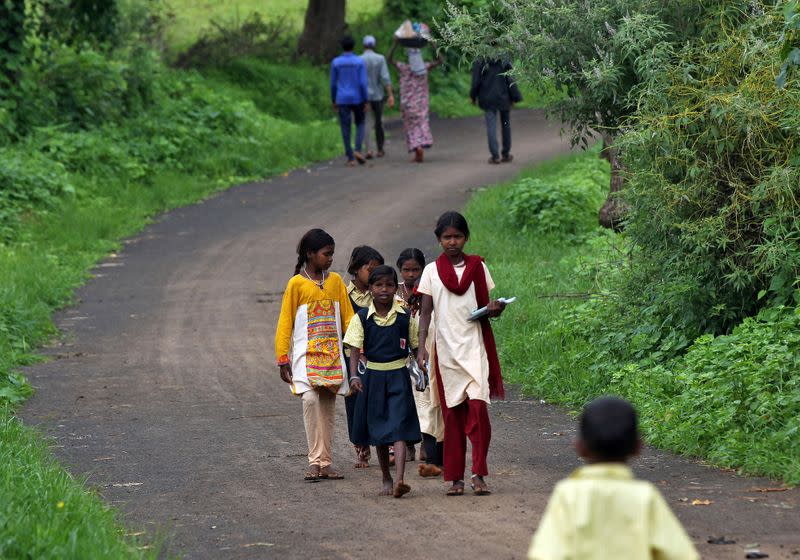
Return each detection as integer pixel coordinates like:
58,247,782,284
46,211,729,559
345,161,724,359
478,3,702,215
464,150,800,484
0,68,340,556
165,0,384,54
1,409,160,558
462,148,612,393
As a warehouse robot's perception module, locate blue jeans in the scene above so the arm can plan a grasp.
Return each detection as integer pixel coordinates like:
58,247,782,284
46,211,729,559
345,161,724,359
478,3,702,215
484,109,511,159
338,104,366,160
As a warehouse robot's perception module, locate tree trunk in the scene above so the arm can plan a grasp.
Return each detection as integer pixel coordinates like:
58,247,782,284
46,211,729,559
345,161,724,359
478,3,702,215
598,134,628,231
297,0,346,64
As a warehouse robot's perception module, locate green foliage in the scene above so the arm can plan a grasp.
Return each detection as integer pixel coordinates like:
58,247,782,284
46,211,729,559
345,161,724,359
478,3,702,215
616,306,800,482
615,5,800,346
439,0,736,148
200,58,332,122
0,149,74,239
778,0,800,88
0,409,159,559
467,149,800,484
505,156,607,238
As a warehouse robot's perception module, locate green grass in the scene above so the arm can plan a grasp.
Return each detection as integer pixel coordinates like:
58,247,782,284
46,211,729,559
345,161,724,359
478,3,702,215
464,150,800,484
463,149,613,392
0,409,160,558
165,0,385,53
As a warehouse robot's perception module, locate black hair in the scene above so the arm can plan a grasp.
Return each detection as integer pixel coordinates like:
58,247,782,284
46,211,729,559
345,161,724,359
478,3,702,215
367,264,398,286
341,35,355,51
434,211,470,240
396,248,426,270
294,228,335,276
579,396,639,461
347,245,384,275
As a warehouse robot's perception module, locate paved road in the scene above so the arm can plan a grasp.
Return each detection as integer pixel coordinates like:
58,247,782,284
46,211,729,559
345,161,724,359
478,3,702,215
22,112,799,559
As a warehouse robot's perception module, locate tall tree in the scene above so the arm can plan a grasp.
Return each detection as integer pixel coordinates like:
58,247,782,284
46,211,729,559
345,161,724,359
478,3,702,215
297,0,346,64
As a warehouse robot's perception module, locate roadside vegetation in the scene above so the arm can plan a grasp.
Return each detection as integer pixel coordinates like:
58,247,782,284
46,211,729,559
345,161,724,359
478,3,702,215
459,1,800,484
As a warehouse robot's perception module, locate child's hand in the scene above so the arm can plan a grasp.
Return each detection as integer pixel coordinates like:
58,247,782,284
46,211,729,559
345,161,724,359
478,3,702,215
279,364,293,384
350,376,364,393
486,299,506,318
417,348,429,373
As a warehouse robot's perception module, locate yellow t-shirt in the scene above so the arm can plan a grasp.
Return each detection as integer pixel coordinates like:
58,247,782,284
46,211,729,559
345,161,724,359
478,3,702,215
528,463,699,560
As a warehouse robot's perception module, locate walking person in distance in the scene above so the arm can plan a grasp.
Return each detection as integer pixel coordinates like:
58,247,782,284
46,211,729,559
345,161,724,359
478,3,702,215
470,57,522,164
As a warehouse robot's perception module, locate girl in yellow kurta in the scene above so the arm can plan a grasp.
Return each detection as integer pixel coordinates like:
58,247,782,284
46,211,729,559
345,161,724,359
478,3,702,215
275,228,354,481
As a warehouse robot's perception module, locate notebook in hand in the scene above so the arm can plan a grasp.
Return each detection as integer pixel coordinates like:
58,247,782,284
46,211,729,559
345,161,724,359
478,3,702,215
468,297,516,321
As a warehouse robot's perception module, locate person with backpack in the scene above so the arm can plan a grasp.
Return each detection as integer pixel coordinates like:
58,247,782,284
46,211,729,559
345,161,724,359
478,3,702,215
470,58,523,164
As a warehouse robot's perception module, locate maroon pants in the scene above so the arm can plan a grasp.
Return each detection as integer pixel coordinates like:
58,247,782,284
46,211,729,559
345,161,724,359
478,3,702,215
435,363,492,481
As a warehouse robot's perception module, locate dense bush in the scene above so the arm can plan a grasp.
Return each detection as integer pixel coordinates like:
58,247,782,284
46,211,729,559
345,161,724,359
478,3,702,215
610,5,800,354
505,157,607,238
617,305,800,482
0,149,74,240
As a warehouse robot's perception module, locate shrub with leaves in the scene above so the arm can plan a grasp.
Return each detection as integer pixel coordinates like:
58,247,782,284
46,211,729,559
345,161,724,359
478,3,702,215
615,305,800,483
0,149,74,239
505,156,607,238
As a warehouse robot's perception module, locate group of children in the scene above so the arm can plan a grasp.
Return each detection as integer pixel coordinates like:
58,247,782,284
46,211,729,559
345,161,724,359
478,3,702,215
274,210,700,558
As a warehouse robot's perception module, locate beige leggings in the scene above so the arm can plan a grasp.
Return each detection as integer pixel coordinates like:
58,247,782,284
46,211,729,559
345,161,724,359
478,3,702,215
302,388,336,467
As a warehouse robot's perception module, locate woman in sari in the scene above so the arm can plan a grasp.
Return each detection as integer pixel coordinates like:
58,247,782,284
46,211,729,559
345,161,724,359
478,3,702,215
387,38,443,163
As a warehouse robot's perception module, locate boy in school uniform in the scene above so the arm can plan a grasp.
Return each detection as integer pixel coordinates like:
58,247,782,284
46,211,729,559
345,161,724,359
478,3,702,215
528,396,699,560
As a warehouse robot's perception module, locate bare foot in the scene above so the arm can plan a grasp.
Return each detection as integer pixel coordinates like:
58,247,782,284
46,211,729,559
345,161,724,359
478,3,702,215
418,464,442,478
393,481,411,498
380,478,394,496
354,460,369,469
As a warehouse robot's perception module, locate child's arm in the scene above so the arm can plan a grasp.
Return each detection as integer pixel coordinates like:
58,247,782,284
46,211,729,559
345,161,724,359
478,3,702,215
348,347,364,393
528,485,570,560
649,490,700,560
275,281,298,384
416,294,434,371
342,312,365,392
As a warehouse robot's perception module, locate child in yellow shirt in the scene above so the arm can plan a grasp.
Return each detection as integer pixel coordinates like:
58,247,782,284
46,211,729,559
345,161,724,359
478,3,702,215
275,228,354,481
528,397,699,560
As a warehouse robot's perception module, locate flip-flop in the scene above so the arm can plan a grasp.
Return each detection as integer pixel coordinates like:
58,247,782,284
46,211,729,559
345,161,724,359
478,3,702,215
393,482,411,498
446,481,465,496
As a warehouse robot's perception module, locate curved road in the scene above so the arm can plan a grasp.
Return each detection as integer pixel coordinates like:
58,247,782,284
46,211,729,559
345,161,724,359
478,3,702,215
23,112,799,559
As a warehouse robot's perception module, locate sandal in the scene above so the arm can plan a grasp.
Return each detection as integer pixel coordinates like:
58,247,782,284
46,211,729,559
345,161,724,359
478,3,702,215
446,480,465,496
353,151,366,164
393,482,411,498
471,474,491,495
304,464,321,481
319,466,344,480
377,150,385,158
488,157,501,165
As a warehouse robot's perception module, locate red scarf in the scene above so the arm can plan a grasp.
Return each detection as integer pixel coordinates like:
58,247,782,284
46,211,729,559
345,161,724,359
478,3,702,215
435,253,505,400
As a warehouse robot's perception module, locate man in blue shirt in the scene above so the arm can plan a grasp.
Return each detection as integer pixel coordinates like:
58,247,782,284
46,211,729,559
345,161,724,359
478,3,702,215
331,36,369,166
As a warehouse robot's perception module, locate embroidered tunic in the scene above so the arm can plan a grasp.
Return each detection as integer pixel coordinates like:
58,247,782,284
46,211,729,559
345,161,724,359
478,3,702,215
417,261,495,407
275,272,354,395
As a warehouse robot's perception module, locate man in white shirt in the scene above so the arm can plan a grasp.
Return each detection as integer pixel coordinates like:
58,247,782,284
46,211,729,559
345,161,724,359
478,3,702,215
361,35,395,158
